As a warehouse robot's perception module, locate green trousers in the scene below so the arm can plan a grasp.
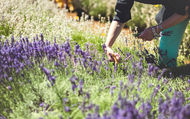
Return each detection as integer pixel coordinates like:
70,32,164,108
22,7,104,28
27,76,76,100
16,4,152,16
159,18,189,67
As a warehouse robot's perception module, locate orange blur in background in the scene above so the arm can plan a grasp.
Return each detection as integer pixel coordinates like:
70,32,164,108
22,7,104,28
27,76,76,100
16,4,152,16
54,0,74,11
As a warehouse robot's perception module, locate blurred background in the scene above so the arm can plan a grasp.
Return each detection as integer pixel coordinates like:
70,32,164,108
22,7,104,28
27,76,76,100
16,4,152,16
52,0,159,31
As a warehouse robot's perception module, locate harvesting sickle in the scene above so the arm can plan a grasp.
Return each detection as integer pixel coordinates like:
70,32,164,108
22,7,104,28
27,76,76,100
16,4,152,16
112,52,120,65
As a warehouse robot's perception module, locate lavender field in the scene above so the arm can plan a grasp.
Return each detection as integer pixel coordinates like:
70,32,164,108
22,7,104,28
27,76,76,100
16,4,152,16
0,0,190,119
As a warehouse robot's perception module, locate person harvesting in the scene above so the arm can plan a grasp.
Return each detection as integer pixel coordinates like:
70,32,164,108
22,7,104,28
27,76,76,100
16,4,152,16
105,0,190,67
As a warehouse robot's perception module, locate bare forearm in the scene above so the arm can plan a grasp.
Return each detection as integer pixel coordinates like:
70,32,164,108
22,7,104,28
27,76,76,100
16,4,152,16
105,21,125,47
160,13,189,31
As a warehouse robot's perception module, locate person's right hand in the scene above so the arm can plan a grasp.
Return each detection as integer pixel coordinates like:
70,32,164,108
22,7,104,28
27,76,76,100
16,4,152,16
105,46,114,62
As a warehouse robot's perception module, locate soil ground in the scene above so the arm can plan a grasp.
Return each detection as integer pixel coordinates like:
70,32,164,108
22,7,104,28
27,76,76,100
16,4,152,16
66,12,130,34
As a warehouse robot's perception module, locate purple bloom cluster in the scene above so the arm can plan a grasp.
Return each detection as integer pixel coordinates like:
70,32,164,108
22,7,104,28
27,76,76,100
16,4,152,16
85,85,190,119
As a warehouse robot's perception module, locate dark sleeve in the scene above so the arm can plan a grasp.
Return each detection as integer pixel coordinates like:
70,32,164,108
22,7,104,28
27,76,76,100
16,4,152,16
168,0,190,17
113,0,135,23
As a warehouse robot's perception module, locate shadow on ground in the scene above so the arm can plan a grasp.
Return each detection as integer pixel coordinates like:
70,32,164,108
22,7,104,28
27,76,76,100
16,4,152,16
164,64,190,79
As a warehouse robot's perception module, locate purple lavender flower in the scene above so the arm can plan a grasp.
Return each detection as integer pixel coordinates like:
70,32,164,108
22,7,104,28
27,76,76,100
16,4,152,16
104,66,109,71
112,74,114,79
158,75,161,81
105,86,110,89
86,102,94,111
157,84,160,90
6,86,11,90
70,75,78,84
114,65,117,73
81,58,87,68
98,60,102,66
39,103,45,107
118,47,124,55
21,73,24,78
9,77,13,81
160,68,166,76
179,105,190,119
45,104,49,111
148,72,152,76
128,74,135,83
64,60,67,68
102,43,106,51
110,86,117,96
148,83,153,88
59,114,63,119
63,98,68,105
93,106,100,117
48,76,57,83
42,67,51,75
180,75,184,81
102,52,105,61
52,69,55,74
120,80,123,90
72,84,77,92
151,88,158,101
169,72,173,79
64,106,70,112
111,103,119,117
86,92,90,100
44,112,47,116
138,66,143,78
46,82,50,88
79,79,83,95
169,87,172,92
40,33,44,42
54,60,60,67
188,79,190,84
66,69,68,76
4,74,8,79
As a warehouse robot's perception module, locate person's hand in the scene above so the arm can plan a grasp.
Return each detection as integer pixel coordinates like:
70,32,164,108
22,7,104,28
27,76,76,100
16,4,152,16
105,46,114,62
138,27,155,41
104,46,120,64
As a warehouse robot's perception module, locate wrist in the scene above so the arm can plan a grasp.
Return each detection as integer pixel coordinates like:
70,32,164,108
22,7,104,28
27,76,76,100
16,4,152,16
153,25,161,34
151,26,160,38
158,24,164,31
105,42,112,48
103,43,111,52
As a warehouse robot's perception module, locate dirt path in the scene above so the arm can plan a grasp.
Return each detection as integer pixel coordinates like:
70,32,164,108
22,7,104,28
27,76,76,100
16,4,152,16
66,12,131,35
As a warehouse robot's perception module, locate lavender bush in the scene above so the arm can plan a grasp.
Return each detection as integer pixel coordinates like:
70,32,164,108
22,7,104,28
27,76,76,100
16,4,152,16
0,0,190,119
0,34,190,119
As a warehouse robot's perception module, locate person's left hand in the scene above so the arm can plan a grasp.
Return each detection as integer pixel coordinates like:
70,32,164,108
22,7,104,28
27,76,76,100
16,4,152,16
138,27,155,41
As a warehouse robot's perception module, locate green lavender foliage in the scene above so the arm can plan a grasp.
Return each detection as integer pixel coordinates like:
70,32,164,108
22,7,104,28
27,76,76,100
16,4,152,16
0,17,14,37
